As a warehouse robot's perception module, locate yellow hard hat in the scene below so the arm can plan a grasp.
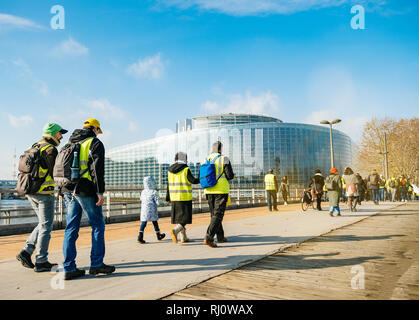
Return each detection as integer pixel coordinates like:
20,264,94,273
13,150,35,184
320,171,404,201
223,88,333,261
83,118,103,134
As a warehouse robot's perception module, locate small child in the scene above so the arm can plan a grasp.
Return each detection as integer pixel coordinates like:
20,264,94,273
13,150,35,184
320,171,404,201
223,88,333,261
138,176,166,244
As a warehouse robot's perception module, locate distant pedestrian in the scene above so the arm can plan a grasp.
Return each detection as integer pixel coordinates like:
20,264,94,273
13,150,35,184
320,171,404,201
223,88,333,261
166,152,200,243
265,169,279,211
379,175,387,201
309,169,325,211
355,173,365,205
325,167,342,217
280,176,289,206
399,175,409,202
367,169,380,205
387,177,398,202
203,141,235,248
16,123,67,272
61,118,115,280
342,167,359,212
137,176,166,244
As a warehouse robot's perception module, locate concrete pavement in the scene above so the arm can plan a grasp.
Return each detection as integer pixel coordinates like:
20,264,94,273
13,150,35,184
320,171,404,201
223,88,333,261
0,201,402,299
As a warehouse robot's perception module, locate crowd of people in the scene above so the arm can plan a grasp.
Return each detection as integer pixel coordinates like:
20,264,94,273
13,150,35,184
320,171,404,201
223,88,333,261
14,118,416,282
264,167,417,216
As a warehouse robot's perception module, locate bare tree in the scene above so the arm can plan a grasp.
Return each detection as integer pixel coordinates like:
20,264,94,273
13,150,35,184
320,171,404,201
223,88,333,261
354,117,418,184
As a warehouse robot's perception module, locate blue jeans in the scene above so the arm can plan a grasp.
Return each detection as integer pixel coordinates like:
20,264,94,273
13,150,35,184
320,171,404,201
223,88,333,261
24,194,55,264
379,188,385,201
371,189,380,203
63,194,105,272
329,206,341,214
400,188,407,201
139,220,160,233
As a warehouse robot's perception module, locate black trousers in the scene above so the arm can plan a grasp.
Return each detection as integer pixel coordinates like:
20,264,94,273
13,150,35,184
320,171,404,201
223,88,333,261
206,194,228,241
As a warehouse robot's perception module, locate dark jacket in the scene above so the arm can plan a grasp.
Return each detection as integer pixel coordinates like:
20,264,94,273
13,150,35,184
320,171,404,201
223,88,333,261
166,162,199,225
61,128,105,197
309,173,325,194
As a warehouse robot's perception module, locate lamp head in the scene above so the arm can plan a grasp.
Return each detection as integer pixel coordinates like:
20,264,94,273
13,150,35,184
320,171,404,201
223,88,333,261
320,120,330,125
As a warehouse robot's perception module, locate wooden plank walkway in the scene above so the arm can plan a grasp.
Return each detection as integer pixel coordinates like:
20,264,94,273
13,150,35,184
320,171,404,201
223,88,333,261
162,202,419,300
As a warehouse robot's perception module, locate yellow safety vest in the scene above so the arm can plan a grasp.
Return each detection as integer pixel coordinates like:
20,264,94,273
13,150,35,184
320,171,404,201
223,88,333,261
79,137,94,181
264,174,276,191
37,143,55,194
341,177,346,188
204,153,230,195
168,167,192,201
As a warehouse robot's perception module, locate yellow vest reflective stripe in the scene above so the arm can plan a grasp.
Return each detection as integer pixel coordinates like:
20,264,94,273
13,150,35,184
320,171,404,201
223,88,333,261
265,174,276,190
37,143,55,193
168,167,192,201
79,137,94,181
204,153,229,195
341,178,346,188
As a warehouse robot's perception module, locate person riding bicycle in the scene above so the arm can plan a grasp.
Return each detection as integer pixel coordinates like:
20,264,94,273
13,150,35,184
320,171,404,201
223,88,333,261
308,169,325,211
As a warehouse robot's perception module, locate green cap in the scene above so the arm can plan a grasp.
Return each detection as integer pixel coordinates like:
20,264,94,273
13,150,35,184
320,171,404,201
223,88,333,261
42,123,68,136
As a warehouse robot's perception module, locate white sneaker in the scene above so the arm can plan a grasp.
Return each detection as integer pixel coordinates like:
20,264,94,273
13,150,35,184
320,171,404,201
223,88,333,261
284,202,288,206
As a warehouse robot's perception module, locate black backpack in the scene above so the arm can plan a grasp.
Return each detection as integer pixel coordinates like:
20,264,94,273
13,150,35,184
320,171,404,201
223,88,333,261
16,142,51,195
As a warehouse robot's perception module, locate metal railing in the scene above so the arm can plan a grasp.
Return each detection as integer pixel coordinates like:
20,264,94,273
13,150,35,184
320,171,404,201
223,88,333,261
0,188,305,226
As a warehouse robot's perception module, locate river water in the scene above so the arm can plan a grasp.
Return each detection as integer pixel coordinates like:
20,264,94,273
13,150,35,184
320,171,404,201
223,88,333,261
0,199,35,225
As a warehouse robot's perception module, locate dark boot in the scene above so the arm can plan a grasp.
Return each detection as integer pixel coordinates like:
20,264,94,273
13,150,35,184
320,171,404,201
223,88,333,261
16,250,34,269
137,232,146,244
89,263,115,275
156,232,166,241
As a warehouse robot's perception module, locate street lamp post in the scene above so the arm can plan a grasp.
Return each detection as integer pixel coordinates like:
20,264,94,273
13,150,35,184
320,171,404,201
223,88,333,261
378,132,389,180
320,119,342,169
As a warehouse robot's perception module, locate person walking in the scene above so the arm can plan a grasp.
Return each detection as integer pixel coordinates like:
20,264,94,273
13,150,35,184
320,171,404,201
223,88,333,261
325,168,342,217
265,169,279,211
399,175,409,202
61,118,115,280
309,169,325,211
355,173,365,205
367,169,381,205
16,123,67,272
280,176,289,206
166,152,200,244
203,141,234,248
387,177,398,202
379,175,387,201
342,167,359,212
137,176,166,244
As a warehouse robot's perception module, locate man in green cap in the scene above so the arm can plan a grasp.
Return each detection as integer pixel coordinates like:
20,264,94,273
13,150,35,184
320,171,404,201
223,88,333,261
16,122,68,272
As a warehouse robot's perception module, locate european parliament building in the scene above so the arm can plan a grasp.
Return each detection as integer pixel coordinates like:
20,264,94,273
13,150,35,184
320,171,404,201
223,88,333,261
105,114,353,189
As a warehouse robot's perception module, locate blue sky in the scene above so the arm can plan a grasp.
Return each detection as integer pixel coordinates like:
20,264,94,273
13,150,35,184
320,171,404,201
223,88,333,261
0,0,418,179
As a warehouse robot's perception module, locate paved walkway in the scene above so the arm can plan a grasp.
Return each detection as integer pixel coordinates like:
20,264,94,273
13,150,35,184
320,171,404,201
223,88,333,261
164,202,419,300
0,201,408,299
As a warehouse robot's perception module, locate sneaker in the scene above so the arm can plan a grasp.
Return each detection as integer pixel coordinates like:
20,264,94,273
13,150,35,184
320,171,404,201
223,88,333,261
337,213,342,216
181,238,190,243
89,263,116,275
217,237,228,243
16,250,34,269
204,238,217,248
34,261,58,273
329,212,334,217
64,268,85,281
157,232,166,241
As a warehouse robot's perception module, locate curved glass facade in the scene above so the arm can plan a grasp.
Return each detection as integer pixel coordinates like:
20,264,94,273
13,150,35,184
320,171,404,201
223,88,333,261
105,114,353,189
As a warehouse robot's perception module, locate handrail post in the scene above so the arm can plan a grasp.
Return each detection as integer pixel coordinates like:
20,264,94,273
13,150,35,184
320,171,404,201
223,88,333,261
198,189,202,211
237,188,240,206
106,191,111,223
252,188,255,205
59,195,64,229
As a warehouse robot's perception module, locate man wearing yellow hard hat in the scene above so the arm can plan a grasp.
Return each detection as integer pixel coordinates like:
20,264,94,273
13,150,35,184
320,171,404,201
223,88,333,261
61,118,115,280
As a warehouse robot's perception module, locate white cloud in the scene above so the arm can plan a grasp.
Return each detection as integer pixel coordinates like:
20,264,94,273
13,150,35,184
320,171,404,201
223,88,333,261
8,114,34,128
303,108,368,142
157,0,387,16
202,91,280,116
127,53,164,79
53,38,88,57
0,13,42,30
84,99,127,120
11,59,49,96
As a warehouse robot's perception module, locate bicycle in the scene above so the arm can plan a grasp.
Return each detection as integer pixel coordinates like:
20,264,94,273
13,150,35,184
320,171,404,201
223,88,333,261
301,188,315,211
